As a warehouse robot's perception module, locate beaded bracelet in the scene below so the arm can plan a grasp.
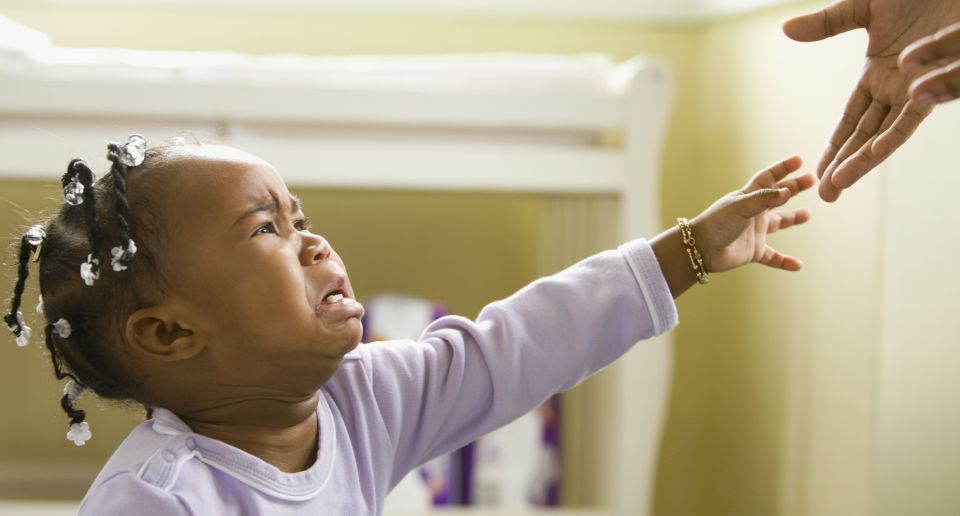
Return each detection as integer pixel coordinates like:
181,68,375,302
677,218,708,285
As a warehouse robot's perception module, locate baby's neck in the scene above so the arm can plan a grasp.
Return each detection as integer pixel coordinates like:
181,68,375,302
177,395,321,474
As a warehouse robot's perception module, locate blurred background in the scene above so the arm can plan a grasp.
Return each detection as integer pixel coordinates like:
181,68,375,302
0,0,958,515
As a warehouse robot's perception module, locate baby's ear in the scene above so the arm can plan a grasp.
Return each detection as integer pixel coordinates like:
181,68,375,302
126,303,204,361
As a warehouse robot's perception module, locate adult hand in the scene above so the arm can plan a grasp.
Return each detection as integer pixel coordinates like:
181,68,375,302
901,21,960,103
782,0,960,202
693,155,814,274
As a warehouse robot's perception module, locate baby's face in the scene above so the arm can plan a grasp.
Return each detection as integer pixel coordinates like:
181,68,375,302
157,146,364,396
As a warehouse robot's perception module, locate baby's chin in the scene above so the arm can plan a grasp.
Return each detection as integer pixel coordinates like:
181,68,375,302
316,318,364,358
339,330,363,357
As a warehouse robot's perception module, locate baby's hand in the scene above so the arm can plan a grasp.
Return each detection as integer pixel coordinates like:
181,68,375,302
692,155,814,274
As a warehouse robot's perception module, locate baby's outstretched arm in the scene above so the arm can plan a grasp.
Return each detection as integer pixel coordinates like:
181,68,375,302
331,156,816,498
650,155,815,298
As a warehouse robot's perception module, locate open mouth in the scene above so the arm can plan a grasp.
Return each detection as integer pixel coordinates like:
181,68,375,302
315,273,363,319
315,283,363,320
322,289,345,304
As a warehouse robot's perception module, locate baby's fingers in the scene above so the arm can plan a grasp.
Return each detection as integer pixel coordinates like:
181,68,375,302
776,172,816,196
766,207,813,234
757,245,803,271
745,155,804,192
733,187,791,219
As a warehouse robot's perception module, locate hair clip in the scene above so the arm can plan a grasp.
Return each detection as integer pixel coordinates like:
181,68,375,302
63,159,96,206
110,240,137,272
122,134,147,167
80,254,100,286
53,318,72,339
63,175,84,206
63,379,85,402
67,422,91,446
25,224,45,262
6,312,31,347
36,295,44,314
169,136,186,145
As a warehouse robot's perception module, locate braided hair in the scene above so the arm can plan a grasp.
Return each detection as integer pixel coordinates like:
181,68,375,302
5,135,192,443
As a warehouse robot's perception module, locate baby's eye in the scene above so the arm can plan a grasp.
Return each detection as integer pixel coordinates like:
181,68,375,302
253,222,277,236
294,218,311,232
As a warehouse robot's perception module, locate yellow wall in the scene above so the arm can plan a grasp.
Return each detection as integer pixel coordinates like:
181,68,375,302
4,1,957,515
659,3,959,516
873,95,960,516
660,5,880,516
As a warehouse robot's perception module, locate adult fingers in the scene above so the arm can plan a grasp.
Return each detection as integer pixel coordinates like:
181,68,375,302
774,172,817,196
827,100,892,193
765,207,813,234
831,98,888,167
818,164,844,202
745,155,804,191
900,21,960,71
817,85,873,178
834,97,930,190
830,140,880,191
831,99,906,189
782,0,860,42
866,101,902,156
908,61,960,104
733,188,791,219
872,98,934,159
757,245,803,271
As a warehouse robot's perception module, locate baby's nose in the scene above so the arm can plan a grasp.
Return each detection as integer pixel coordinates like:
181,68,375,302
301,233,332,264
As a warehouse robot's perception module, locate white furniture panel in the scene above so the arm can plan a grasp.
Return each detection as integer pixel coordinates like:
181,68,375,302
7,0,798,24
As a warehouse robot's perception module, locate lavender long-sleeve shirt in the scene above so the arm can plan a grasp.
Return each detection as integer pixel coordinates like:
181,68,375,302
79,239,678,515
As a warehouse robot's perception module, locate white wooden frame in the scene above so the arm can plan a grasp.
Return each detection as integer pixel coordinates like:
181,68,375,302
0,52,675,516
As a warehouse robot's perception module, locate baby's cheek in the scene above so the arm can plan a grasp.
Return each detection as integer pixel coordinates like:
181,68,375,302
196,283,274,335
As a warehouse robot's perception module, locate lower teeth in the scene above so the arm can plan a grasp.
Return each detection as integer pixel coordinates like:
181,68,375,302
326,294,344,303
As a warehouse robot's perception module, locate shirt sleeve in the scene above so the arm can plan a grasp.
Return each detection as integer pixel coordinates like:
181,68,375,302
365,238,678,487
79,473,192,516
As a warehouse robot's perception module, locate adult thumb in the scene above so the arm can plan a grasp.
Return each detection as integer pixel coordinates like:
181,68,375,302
783,0,859,42
735,188,790,218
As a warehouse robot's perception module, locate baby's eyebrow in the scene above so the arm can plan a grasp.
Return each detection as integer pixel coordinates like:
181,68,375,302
233,195,301,226
234,197,278,226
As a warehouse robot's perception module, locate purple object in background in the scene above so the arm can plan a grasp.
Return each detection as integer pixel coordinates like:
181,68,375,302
535,395,562,506
459,442,475,505
418,455,452,505
362,296,463,506
414,433,474,506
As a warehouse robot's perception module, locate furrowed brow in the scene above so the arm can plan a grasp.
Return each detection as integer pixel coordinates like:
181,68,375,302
234,197,278,226
289,195,301,213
